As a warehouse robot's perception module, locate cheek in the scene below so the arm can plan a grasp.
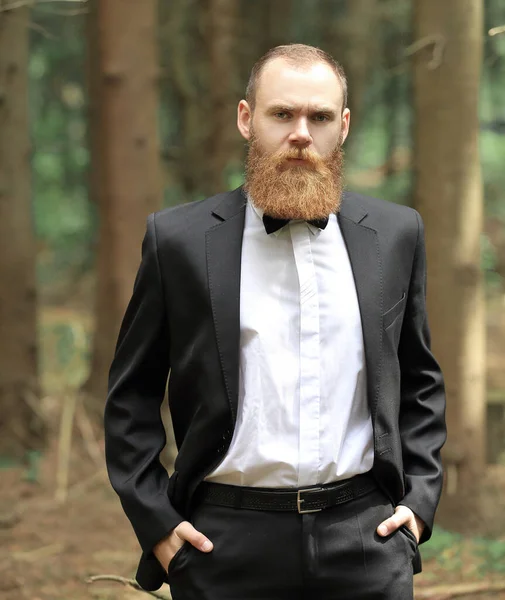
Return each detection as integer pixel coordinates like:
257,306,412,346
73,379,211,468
256,125,286,152
313,128,341,153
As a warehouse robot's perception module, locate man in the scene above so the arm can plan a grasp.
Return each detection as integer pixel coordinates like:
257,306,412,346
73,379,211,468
104,44,446,599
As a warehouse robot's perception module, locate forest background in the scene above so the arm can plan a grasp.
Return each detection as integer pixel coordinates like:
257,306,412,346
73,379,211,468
2,0,505,599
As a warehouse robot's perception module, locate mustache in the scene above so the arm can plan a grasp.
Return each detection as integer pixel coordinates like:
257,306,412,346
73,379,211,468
270,147,326,170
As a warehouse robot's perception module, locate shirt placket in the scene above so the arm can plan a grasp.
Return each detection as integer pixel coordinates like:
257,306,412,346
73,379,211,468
290,224,321,487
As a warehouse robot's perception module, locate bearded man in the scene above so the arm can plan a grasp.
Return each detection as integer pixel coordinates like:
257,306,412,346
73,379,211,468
104,44,446,600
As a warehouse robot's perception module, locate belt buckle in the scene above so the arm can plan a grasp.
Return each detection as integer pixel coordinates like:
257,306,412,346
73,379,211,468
297,487,323,514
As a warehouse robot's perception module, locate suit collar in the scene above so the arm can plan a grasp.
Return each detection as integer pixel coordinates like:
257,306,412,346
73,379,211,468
211,187,247,223
339,191,369,225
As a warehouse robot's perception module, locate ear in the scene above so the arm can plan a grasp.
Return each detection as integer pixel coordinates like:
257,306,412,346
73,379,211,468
237,100,252,140
340,108,351,145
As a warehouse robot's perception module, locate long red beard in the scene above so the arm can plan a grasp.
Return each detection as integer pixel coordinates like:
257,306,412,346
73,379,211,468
244,132,345,221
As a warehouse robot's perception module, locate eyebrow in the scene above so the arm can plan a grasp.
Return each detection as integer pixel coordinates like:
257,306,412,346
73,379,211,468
267,103,338,117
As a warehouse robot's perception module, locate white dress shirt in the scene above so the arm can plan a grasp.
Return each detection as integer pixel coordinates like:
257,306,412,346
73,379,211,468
205,199,374,488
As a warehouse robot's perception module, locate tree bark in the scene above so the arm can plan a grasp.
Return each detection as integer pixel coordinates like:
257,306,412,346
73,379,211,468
381,0,410,181
0,4,45,457
206,0,240,195
163,0,210,201
324,0,378,129
83,0,163,408
412,0,485,494
266,0,293,50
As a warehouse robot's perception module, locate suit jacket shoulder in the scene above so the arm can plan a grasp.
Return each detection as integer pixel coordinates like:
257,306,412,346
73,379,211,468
341,190,422,265
343,190,419,234
151,188,245,242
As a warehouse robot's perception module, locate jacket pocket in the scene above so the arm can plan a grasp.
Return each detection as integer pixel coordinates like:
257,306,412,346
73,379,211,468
383,292,406,330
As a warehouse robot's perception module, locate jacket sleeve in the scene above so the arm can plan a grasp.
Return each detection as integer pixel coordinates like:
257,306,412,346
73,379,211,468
398,210,447,543
104,212,184,556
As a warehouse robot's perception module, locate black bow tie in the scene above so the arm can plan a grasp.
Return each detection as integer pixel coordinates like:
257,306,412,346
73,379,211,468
262,214,329,235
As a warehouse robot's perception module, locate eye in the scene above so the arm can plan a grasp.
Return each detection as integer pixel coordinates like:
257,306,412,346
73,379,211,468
312,114,330,122
274,111,290,120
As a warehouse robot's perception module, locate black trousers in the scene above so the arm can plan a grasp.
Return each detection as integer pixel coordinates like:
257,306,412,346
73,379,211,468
167,486,417,600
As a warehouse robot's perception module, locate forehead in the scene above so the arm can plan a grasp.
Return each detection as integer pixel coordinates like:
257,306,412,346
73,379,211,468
255,57,343,110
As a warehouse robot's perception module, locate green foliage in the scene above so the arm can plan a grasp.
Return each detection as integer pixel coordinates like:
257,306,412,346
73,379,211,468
481,233,503,290
422,527,464,571
29,7,93,285
422,526,505,576
40,310,90,393
474,537,505,575
22,450,43,483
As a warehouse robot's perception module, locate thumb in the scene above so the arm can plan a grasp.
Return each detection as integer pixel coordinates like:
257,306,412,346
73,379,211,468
377,506,411,537
174,521,213,553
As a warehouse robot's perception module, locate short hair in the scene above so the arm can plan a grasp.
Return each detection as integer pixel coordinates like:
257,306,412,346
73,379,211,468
245,43,348,113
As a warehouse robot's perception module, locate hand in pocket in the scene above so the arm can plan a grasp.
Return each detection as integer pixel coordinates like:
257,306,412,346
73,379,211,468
376,505,424,543
154,521,214,572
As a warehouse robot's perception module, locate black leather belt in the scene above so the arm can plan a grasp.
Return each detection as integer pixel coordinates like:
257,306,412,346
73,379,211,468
199,472,377,514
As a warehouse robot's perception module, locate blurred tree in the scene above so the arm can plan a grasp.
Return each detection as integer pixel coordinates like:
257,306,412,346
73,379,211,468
380,0,412,181
83,0,163,411
161,0,209,201
29,6,90,288
341,0,379,131
412,0,485,497
206,0,241,194
86,0,102,223
265,0,294,49
161,0,243,200
0,3,45,457
240,0,294,83
321,0,378,135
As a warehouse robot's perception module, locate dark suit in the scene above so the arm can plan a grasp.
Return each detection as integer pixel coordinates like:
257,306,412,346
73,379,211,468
104,187,446,591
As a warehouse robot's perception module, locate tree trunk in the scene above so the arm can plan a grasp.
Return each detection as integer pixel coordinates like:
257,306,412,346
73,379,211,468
412,0,485,496
329,0,379,129
83,0,163,409
163,0,210,201
381,1,410,182
266,0,293,50
86,0,102,214
206,0,240,194
0,4,45,458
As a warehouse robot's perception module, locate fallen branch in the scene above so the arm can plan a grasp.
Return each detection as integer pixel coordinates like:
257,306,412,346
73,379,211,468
415,581,505,599
86,575,171,600
405,34,446,70
55,393,77,503
75,397,103,468
66,468,107,499
489,25,505,36
12,542,65,562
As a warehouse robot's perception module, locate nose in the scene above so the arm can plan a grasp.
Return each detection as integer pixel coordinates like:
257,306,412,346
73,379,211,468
288,117,312,146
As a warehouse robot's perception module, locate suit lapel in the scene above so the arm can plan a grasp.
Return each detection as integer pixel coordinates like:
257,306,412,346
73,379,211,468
206,188,247,424
338,193,383,421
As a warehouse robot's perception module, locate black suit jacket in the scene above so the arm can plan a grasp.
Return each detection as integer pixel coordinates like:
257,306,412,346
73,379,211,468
104,187,446,591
